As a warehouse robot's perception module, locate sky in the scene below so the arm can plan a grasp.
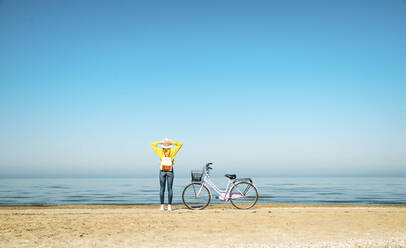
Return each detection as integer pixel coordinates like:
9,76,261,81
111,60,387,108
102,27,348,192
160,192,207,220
0,0,405,178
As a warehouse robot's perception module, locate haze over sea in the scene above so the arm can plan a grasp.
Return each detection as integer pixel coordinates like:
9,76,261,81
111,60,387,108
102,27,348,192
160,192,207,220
1,177,405,206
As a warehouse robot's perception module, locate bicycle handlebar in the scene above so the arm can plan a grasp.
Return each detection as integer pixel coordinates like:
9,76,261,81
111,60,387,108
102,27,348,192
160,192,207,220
205,163,213,171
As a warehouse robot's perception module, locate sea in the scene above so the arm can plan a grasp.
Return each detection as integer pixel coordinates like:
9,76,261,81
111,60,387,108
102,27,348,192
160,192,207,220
0,177,405,206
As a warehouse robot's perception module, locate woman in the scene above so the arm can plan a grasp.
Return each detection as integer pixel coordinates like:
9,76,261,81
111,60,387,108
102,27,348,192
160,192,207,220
151,138,183,211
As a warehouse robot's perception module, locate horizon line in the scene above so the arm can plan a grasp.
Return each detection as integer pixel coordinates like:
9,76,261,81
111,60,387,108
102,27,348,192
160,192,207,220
1,174,406,179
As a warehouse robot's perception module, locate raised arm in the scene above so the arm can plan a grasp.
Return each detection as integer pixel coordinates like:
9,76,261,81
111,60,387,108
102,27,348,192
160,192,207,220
151,141,162,156
171,141,183,156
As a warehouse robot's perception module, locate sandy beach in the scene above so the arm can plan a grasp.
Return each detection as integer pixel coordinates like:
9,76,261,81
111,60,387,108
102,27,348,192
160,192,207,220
0,204,405,248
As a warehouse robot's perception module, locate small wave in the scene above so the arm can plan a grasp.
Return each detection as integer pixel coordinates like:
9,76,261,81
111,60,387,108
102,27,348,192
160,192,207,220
94,199,131,202
367,201,406,205
28,203,49,206
0,196,31,199
319,200,363,204
139,189,158,193
61,199,84,202
391,193,406,197
94,195,127,199
276,188,316,192
49,186,67,189
318,192,344,195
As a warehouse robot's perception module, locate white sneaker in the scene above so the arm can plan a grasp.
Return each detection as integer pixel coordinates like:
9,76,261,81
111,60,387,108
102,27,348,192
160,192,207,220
160,204,165,211
167,204,172,211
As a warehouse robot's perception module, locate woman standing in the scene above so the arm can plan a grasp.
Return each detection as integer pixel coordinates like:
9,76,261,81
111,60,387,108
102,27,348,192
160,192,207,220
151,138,183,211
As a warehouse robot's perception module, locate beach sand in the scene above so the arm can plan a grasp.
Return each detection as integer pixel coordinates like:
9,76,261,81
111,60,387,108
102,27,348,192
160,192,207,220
1,204,405,248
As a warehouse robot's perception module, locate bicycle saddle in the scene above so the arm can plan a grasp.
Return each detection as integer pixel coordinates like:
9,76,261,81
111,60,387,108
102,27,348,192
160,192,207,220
224,174,236,180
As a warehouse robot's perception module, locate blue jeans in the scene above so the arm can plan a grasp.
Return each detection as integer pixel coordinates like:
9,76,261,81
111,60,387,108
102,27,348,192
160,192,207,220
159,170,174,204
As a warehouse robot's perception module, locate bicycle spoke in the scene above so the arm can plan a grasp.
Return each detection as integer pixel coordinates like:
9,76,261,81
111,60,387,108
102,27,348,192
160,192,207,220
182,183,210,210
192,184,197,197
243,184,251,195
235,184,253,196
230,182,258,209
236,184,251,196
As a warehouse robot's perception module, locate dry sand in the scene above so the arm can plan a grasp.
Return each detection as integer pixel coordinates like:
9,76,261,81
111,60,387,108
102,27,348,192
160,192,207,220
1,203,406,248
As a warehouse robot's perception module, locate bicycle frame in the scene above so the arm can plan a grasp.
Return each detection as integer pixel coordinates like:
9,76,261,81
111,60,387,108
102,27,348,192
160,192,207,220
195,168,257,202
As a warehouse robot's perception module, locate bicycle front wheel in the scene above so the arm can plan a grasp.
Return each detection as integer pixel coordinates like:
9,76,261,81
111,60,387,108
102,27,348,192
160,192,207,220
230,182,258,209
182,183,211,210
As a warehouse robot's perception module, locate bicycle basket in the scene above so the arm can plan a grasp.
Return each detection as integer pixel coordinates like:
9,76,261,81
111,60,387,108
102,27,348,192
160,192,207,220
191,170,203,182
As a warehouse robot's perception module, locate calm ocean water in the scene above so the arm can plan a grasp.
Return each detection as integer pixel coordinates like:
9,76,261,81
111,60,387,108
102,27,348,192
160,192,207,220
0,177,405,206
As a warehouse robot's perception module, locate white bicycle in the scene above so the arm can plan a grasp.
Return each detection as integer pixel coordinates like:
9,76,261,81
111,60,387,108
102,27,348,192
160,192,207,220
182,163,259,210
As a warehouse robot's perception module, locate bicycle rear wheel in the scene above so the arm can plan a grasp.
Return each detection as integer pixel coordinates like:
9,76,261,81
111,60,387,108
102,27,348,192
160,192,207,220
230,182,258,209
182,183,211,210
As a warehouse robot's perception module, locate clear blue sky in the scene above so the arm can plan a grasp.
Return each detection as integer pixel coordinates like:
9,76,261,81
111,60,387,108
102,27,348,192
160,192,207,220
0,0,405,178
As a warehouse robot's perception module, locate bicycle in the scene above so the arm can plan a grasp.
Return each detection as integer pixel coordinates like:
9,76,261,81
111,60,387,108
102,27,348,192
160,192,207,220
182,163,259,210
